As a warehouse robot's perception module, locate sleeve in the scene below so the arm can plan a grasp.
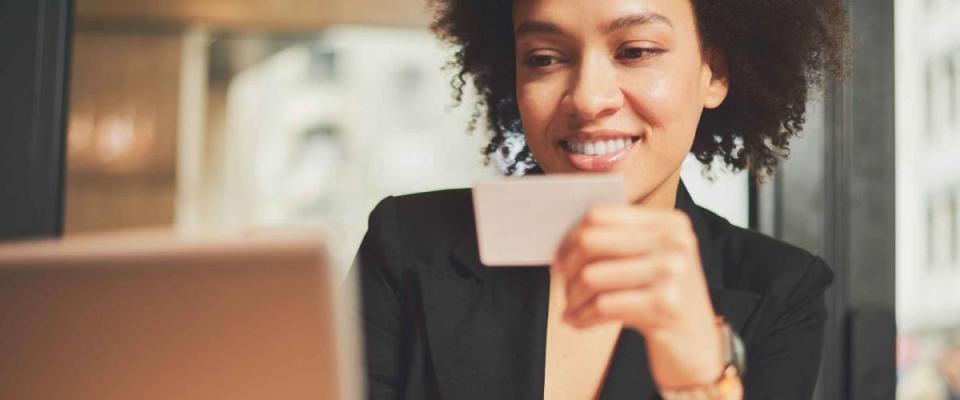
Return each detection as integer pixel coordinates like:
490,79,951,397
345,196,410,400
743,255,835,400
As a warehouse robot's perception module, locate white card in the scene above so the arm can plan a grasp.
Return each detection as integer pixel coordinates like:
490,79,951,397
471,173,626,266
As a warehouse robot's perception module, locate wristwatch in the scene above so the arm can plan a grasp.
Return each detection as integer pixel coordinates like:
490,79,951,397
659,316,746,400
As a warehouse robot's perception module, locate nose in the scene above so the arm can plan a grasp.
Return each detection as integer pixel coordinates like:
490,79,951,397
560,52,624,122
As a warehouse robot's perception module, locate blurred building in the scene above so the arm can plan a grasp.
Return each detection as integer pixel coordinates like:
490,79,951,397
896,0,960,398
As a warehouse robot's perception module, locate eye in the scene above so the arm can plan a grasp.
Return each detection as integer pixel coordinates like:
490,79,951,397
524,54,562,68
616,47,662,60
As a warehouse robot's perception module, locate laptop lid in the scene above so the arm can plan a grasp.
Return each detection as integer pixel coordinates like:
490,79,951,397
0,229,360,400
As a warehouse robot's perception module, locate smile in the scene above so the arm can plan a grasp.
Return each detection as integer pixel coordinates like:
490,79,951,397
558,134,643,171
559,136,641,156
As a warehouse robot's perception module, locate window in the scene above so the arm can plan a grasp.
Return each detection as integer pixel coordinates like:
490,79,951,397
897,0,960,397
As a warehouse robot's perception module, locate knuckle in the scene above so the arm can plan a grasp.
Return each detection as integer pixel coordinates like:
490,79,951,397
595,294,614,315
575,226,599,249
687,232,700,250
671,253,690,272
564,230,585,254
572,316,593,329
552,242,570,264
672,210,692,228
662,235,681,252
664,215,697,250
660,255,683,277
657,287,682,315
580,267,601,290
584,207,605,225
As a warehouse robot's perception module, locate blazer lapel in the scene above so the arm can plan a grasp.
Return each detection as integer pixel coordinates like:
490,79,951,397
678,181,762,333
419,205,550,400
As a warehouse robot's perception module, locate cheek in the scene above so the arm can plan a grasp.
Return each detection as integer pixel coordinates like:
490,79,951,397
516,79,566,166
623,69,703,152
626,70,701,131
516,81,558,138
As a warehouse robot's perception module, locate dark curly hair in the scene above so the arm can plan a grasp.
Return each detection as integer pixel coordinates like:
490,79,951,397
429,0,848,180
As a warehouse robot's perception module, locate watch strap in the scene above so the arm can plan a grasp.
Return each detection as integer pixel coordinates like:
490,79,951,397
659,317,745,400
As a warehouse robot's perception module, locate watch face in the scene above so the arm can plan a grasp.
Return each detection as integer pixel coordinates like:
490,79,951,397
731,327,746,376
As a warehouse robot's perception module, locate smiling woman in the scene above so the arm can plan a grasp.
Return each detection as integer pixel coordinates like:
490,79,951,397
350,0,849,399
432,0,847,181
511,0,735,207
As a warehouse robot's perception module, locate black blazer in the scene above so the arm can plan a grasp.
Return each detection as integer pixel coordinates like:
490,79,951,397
348,180,833,400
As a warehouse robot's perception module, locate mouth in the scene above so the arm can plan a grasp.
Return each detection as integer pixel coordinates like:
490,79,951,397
558,134,643,171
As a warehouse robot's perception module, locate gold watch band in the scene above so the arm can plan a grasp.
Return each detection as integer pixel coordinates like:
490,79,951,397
659,317,742,400
659,363,740,400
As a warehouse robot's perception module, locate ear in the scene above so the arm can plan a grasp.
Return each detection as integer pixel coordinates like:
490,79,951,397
701,48,729,109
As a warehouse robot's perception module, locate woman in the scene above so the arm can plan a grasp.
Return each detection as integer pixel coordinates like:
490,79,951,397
348,0,848,398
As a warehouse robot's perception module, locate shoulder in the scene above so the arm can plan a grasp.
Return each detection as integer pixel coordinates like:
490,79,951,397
696,206,834,300
390,188,473,225
368,188,471,236
351,189,473,322
363,188,473,263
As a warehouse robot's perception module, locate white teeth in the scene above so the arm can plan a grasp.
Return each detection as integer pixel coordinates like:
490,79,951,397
584,141,596,155
607,139,622,151
564,137,637,156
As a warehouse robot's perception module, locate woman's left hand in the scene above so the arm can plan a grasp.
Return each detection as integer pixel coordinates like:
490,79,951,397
551,204,727,389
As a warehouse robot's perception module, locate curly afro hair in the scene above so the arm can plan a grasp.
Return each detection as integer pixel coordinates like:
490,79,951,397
429,0,848,180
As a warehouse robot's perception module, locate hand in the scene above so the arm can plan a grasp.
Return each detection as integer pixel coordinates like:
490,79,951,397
550,204,728,389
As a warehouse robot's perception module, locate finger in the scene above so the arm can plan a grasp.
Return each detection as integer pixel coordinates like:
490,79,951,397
567,285,686,331
554,208,697,274
565,289,657,329
565,253,682,311
579,204,668,227
580,206,695,233
552,225,695,276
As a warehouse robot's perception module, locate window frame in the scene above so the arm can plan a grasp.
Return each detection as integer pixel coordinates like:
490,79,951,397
0,0,73,240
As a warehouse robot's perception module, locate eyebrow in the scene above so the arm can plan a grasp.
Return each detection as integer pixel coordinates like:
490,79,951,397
602,12,672,34
514,12,673,38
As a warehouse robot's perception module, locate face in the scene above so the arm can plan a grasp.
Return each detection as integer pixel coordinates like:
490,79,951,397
512,0,728,206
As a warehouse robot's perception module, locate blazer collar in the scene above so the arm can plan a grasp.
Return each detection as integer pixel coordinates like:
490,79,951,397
450,178,724,290
676,180,725,291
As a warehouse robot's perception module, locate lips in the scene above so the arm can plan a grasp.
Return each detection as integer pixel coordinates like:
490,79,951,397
558,133,643,171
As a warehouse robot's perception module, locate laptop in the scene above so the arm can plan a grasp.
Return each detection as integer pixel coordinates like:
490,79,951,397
0,229,361,400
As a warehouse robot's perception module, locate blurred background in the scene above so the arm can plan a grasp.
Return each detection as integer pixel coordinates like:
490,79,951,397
896,1,960,398
60,0,750,279
0,0,957,399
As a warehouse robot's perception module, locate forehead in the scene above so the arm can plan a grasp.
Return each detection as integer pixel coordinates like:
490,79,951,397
512,0,695,35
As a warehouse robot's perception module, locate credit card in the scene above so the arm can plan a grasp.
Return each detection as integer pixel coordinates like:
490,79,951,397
471,173,626,266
